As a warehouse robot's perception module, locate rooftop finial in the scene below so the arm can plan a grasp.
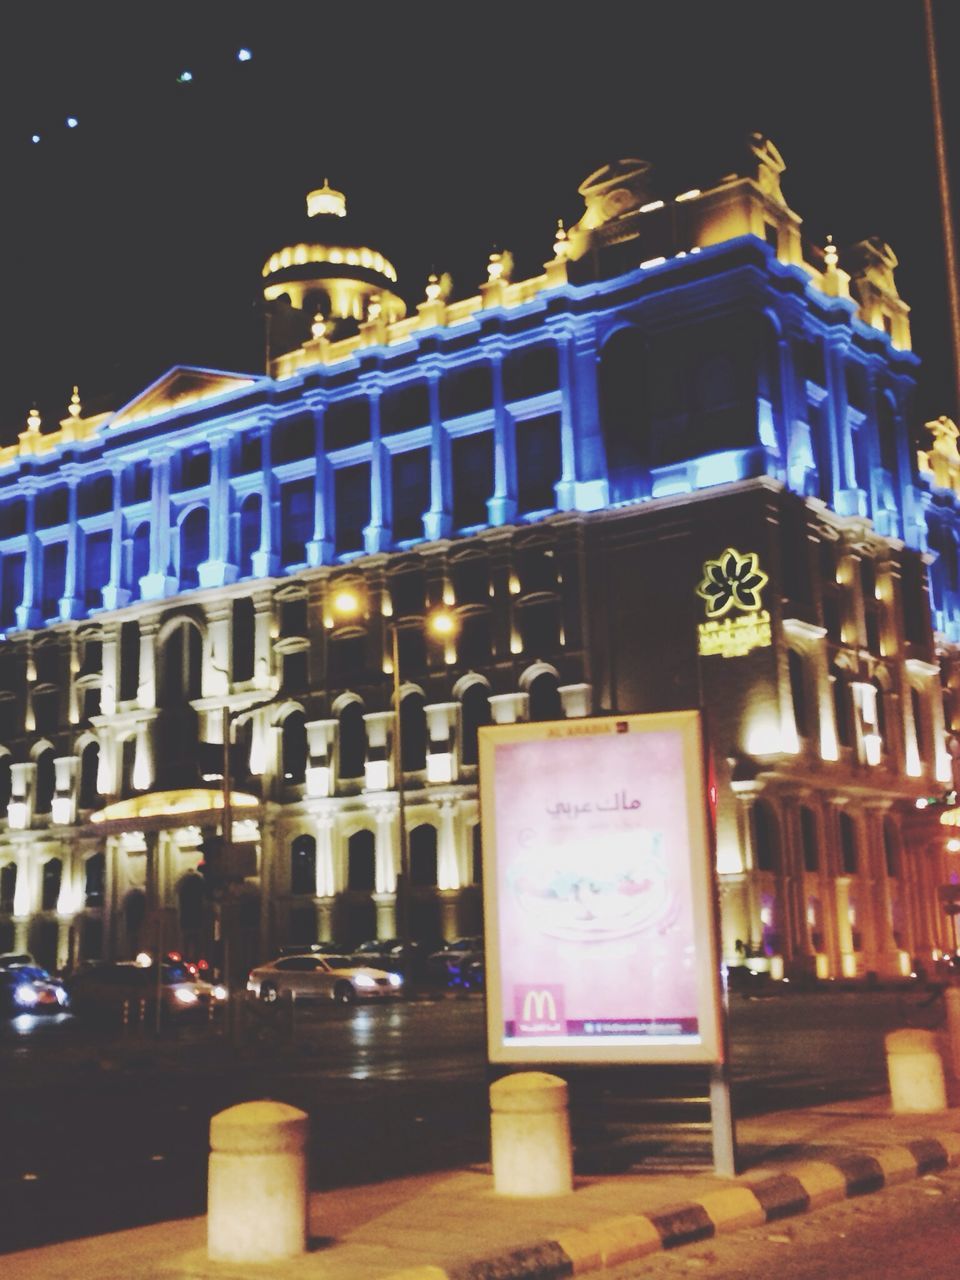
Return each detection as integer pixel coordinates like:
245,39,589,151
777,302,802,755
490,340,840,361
425,272,441,301
306,178,347,219
824,234,838,270
68,386,82,419
487,248,513,283
26,406,41,432
553,219,569,260
310,310,327,341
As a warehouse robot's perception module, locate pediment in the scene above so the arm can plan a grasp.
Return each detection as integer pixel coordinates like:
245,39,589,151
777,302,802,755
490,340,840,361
109,366,260,430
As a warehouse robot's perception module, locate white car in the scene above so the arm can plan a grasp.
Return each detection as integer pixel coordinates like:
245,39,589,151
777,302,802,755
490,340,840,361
247,954,404,1004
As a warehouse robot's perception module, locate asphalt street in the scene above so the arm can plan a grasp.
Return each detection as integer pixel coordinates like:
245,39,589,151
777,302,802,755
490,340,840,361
0,988,943,1254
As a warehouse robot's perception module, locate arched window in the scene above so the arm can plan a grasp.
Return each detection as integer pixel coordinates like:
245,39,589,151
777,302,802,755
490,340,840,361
281,711,307,785
409,824,438,887
239,494,261,579
179,506,209,590
0,861,16,914
400,691,427,772
912,688,929,764
79,741,101,810
41,858,62,911
753,800,780,873
883,816,900,878
460,682,491,767
120,736,138,797
528,671,562,722
232,597,255,683
159,619,203,708
0,756,11,813
130,524,150,600
839,811,859,874
84,853,105,908
599,327,650,503
290,834,316,896
833,674,852,748
34,746,55,814
472,824,483,884
178,874,204,932
338,701,366,780
788,649,809,739
799,807,819,873
347,829,375,892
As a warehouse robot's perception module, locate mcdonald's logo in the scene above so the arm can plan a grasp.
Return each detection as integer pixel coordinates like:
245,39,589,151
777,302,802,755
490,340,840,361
514,983,565,1034
522,988,557,1023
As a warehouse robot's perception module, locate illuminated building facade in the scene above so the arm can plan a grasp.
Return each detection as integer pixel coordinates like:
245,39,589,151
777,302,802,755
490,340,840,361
1,135,959,982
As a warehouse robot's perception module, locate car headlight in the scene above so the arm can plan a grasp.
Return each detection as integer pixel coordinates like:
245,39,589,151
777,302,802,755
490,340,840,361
14,985,38,1008
173,987,199,1005
354,974,377,989
388,973,403,987
212,985,227,1001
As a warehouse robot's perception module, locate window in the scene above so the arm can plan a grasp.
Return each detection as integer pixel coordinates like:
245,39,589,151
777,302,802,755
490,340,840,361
788,650,809,739
41,858,61,911
0,501,25,539
0,554,24,629
441,363,492,419
912,688,929,764
833,675,852,748
458,613,492,667
176,446,210,491
390,569,426,619
599,327,650,504
232,597,255,683
400,692,427,772
452,434,493,529
328,634,366,683
451,553,490,605
238,432,262,474
178,875,204,933
839,811,858,874
0,862,17,913
281,650,308,692
280,479,313,567
347,830,375,891
517,546,558,594
37,487,68,529
528,671,562,722
83,532,111,608
391,450,430,543
472,824,483,884
326,398,369,451
382,382,429,435
41,543,67,618
409,825,438,887
338,702,366,780
290,834,317,896
178,507,209,589
119,621,140,703
519,600,561,656
281,711,307,785
79,741,101,809
504,344,559,401
239,495,261,579
34,748,55,815
160,620,202,708
460,682,491,767
130,524,150,599
274,413,315,464
753,801,780,872
883,817,900,878
516,415,561,515
334,464,370,555
33,689,58,735
123,462,151,505
800,807,819,872
280,597,307,638
77,475,113,518
0,757,11,812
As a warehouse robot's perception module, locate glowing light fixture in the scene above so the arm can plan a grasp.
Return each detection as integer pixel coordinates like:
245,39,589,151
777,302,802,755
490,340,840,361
177,71,193,83
675,189,701,202
66,117,78,129
237,47,252,61
332,588,361,619
31,134,40,144
639,200,664,213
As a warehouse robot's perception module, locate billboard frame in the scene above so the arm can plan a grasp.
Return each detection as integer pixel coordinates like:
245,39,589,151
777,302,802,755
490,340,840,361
478,709,724,1067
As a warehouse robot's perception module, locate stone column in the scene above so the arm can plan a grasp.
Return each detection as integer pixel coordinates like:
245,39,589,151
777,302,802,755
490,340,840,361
307,400,332,566
436,798,459,891
138,618,158,710
59,468,84,618
553,327,577,510
314,815,336,898
252,423,278,578
486,345,517,525
374,806,398,895
140,449,176,600
199,434,238,588
424,365,452,540
364,382,390,553
102,465,130,611
16,481,40,630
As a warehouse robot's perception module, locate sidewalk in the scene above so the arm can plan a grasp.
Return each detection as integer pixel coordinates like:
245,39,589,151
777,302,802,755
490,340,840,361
5,1095,960,1280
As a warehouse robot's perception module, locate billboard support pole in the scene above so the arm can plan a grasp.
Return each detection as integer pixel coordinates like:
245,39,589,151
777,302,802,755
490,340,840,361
709,1061,737,1177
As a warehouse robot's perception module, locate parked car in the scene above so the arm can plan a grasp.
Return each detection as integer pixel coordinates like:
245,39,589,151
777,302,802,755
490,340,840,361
247,954,404,1004
426,945,485,991
0,960,70,1015
68,960,227,1019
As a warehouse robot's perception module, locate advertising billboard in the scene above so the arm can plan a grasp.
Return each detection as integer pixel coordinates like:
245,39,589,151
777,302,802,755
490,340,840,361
479,710,723,1064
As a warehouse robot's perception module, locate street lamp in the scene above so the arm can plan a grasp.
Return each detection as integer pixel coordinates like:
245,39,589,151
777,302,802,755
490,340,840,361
331,589,457,984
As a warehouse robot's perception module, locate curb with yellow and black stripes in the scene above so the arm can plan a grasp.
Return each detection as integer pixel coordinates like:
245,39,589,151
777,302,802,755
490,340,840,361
381,1133,960,1280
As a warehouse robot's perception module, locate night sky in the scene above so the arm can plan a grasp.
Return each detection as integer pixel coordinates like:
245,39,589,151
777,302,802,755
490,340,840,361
3,1,959,444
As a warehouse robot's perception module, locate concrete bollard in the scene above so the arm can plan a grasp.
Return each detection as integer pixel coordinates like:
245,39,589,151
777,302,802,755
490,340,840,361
885,1028,947,1113
945,987,960,1081
490,1072,573,1197
207,1100,309,1262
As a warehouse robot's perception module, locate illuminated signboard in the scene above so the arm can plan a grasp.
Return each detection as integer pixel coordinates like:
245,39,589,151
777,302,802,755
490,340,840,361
479,711,723,1065
696,547,771,658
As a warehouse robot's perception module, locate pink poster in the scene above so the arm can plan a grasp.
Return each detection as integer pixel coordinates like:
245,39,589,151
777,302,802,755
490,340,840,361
481,713,721,1062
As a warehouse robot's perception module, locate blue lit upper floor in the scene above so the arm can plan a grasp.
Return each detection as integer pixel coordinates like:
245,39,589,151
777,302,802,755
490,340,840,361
0,134,952,639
